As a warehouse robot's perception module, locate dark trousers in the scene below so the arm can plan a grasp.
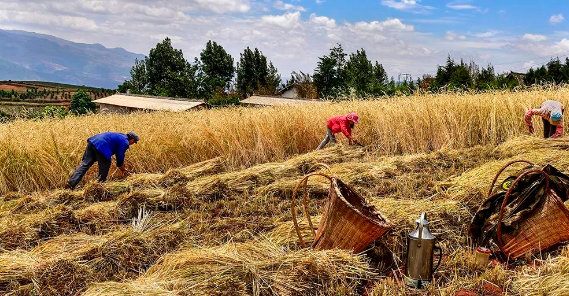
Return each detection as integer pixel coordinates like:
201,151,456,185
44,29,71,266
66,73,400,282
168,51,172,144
68,143,111,188
542,117,558,138
316,128,336,150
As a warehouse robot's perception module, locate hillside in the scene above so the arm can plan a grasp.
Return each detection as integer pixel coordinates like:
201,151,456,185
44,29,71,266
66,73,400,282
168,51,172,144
0,29,144,89
1,88,569,295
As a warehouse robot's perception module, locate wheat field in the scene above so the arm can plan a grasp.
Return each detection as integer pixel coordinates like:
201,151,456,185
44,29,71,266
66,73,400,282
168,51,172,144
1,87,569,295
0,86,565,193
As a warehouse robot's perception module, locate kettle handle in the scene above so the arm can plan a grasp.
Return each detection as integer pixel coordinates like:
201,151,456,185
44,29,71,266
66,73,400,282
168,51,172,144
417,212,425,247
433,245,442,272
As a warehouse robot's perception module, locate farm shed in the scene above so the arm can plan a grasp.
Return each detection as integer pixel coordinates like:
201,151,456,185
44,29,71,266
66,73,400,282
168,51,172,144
279,84,299,99
507,71,526,86
94,94,205,114
241,96,322,107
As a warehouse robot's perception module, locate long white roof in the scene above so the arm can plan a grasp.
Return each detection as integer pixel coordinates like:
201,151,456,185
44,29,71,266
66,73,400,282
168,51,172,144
94,94,204,111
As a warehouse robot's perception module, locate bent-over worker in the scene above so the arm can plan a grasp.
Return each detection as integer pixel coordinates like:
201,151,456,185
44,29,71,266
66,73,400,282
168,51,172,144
316,112,360,150
525,100,564,138
67,131,139,189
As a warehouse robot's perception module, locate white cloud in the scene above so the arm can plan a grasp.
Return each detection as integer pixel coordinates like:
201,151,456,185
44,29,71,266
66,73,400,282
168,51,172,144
261,11,302,28
351,18,414,32
381,0,435,14
473,30,501,38
522,33,548,42
550,14,564,25
446,3,478,10
309,13,336,29
523,61,538,70
273,1,306,12
445,31,466,41
516,38,569,57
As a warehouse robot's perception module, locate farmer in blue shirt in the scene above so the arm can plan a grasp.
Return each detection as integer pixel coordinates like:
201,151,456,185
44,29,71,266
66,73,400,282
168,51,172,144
67,131,139,189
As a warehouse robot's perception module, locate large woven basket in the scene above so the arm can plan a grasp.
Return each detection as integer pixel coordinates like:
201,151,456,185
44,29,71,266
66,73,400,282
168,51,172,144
496,169,569,259
292,164,392,253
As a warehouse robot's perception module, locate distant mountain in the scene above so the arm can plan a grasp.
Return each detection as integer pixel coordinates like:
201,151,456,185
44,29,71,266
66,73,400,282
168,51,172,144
0,29,145,89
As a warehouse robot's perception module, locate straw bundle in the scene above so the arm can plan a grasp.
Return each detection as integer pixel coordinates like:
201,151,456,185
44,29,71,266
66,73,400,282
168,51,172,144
0,251,35,293
185,146,364,201
85,223,188,281
32,259,93,296
515,248,569,296
74,202,119,234
0,205,79,250
83,238,374,296
83,182,130,202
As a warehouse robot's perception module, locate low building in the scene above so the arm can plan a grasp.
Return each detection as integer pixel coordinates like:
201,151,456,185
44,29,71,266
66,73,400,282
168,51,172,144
240,95,322,107
94,94,205,113
507,71,526,86
280,84,299,99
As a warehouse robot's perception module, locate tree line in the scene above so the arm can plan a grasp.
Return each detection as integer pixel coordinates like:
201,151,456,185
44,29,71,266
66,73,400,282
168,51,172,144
0,88,112,101
119,38,569,102
118,38,281,105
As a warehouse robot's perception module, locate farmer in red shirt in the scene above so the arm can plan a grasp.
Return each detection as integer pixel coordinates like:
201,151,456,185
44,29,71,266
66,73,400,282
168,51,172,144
316,112,360,150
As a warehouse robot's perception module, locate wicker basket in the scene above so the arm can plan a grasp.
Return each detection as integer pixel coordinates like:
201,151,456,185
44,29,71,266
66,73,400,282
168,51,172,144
292,164,392,253
496,169,569,259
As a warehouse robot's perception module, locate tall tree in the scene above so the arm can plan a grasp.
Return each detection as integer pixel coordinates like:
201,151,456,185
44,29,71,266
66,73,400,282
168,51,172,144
313,44,349,99
372,61,389,96
199,40,235,94
236,47,281,97
119,38,194,98
346,49,374,97
145,38,192,97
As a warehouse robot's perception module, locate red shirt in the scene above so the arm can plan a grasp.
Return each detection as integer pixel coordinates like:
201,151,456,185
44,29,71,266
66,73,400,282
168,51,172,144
327,116,352,137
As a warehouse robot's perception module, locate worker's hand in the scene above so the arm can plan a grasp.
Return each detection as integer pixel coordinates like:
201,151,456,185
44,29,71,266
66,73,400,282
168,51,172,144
528,126,534,134
348,138,355,145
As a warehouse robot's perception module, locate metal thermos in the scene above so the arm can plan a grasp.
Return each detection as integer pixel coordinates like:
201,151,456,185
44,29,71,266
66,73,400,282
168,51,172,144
405,212,442,289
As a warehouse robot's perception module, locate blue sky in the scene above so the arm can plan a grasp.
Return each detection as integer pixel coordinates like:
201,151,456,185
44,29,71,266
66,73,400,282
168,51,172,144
0,0,568,80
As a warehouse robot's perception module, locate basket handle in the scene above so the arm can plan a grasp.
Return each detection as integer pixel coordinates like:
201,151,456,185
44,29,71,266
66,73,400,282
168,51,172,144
496,169,550,253
291,164,334,248
488,160,534,197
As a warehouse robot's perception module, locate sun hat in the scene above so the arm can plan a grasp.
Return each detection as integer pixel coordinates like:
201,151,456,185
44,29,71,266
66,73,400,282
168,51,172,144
346,112,360,124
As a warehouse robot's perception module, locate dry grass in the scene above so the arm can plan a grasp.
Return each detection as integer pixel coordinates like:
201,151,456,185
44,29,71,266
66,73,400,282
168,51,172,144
3,88,569,295
82,238,375,296
1,86,568,193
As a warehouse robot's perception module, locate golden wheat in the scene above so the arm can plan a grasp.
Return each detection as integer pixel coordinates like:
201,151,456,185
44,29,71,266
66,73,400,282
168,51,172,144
0,86,567,192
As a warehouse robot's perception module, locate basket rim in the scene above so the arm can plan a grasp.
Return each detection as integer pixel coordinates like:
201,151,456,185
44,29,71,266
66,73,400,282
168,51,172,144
331,177,394,229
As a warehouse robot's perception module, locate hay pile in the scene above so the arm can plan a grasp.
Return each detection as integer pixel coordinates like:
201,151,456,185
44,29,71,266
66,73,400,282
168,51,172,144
184,145,364,201
515,247,569,296
3,136,569,295
0,222,190,295
83,238,374,296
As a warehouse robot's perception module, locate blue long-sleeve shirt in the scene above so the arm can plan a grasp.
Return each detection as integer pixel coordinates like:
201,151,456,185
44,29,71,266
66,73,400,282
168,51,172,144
87,132,130,167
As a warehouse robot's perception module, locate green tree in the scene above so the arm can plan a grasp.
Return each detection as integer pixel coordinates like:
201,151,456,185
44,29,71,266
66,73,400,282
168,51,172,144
120,38,193,97
475,64,496,90
313,44,349,99
371,61,388,96
346,49,373,98
236,47,281,97
69,91,96,115
199,40,235,95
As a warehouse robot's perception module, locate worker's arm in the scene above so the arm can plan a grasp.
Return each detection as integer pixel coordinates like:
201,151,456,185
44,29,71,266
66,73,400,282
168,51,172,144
525,109,542,133
339,120,352,139
115,142,128,168
552,122,564,138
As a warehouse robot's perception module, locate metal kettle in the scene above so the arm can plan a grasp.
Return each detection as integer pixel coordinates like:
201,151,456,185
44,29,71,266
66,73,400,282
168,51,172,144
405,212,442,289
